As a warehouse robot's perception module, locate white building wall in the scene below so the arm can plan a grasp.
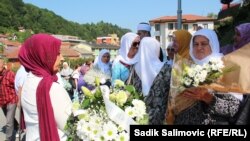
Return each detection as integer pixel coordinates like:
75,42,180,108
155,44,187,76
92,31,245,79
152,21,214,49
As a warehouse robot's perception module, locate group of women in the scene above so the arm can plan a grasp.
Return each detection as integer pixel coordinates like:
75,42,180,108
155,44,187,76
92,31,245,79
17,22,250,140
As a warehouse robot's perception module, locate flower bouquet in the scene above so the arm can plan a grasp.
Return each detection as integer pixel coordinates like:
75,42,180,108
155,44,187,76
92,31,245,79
167,56,234,124
64,79,148,141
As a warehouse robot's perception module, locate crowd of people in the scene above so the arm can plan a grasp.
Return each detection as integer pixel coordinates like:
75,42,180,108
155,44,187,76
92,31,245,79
0,22,249,141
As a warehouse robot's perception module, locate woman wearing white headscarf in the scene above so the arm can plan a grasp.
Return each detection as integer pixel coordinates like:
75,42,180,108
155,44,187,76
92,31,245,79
111,32,140,84
131,37,172,125
173,29,241,125
93,49,112,76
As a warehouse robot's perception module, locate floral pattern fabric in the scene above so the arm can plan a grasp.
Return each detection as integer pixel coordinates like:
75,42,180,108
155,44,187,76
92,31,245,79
174,93,241,125
131,63,172,124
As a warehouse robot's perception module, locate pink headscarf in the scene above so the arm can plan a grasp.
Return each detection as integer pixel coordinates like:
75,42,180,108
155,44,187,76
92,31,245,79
234,23,250,49
19,34,61,141
80,65,90,75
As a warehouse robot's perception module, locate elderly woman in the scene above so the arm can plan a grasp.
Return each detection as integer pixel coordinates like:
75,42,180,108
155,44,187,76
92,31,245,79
19,34,72,140
111,32,140,85
131,37,172,125
173,29,241,125
220,23,250,55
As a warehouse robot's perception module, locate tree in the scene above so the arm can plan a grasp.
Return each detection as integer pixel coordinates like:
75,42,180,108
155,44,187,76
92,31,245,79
221,0,233,9
207,13,218,19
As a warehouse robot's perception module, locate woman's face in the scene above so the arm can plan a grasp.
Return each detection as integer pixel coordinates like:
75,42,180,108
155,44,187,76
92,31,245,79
172,36,178,53
193,35,212,60
101,53,110,64
127,36,140,58
53,54,63,73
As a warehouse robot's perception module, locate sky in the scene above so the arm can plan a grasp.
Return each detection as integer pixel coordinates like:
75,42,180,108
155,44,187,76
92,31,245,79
22,0,239,32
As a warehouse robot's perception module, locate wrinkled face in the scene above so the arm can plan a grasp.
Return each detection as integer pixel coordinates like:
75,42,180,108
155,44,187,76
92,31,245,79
233,29,241,45
101,53,110,64
193,35,212,60
53,54,63,73
127,36,140,58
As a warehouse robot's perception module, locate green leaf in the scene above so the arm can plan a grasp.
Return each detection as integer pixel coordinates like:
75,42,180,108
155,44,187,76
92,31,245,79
81,98,90,108
125,85,135,93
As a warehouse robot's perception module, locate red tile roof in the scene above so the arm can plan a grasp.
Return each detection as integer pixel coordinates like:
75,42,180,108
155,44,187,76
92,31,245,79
0,39,21,47
61,42,80,58
150,14,215,23
4,46,20,59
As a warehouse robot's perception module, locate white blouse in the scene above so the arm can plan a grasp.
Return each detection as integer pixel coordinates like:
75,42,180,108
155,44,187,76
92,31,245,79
21,72,72,141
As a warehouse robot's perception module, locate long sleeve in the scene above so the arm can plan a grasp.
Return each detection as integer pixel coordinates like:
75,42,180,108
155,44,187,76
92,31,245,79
50,83,72,131
209,94,241,117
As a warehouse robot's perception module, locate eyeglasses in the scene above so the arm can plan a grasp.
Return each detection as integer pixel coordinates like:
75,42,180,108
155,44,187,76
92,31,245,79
167,48,175,52
132,42,140,47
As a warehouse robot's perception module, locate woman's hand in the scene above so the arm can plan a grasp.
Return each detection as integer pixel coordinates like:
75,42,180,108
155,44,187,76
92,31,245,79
181,87,214,104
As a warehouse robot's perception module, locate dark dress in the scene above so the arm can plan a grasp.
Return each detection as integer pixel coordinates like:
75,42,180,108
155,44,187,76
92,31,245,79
131,63,172,124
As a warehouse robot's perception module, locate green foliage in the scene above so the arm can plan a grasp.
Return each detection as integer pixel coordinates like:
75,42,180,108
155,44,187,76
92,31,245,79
0,1,131,41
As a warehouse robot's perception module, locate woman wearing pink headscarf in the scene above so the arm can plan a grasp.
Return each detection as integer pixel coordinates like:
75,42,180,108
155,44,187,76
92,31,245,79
220,23,250,55
19,34,72,141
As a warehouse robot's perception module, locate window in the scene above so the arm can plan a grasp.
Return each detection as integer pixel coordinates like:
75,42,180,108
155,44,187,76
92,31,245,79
203,24,208,29
193,24,198,31
174,23,178,29
183,24,188,30
156,36,160,42
155,24,160,31
168,23,174,30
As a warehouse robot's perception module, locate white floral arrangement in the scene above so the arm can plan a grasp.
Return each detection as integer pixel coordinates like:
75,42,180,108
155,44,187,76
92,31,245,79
83,68,111,86
180,58,224,88
65,80,148,141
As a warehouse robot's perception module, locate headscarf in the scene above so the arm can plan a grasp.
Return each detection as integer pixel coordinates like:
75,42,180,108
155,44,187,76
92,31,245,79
234,23,250,49
18,34,61,141
95,49,111,75
189,29,223,65
135,37,164,96
60,62,73,76
173,30,192,59
137,23,151,32
113,32,139,65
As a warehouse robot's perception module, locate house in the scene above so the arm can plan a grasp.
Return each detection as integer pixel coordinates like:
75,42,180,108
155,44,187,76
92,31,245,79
149,14,215,49
96,34,119,46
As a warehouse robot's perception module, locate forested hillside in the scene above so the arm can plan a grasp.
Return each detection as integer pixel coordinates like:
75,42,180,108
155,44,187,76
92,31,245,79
0,0,130,42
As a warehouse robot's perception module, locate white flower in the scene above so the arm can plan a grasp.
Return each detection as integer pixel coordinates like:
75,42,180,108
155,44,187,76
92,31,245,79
117,131,129,141
125,106,136,118
102,121,118,140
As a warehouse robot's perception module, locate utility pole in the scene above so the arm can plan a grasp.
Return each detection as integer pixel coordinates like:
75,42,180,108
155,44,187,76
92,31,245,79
177,0,182,29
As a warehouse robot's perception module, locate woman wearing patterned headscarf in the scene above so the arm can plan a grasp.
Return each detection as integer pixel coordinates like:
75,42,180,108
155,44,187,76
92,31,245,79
19,34,72,141
220,23,250,55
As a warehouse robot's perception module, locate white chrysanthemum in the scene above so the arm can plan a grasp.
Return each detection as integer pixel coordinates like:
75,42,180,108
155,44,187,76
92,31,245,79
132,99,146,119
198,70,208,82
117,131,129,141
125,106,136,118
102,121,118,141
183,77,192,86
77,110,90,121
84,68,111,85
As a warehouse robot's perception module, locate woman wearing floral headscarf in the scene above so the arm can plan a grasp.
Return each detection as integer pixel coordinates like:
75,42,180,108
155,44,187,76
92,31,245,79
173,29,240,125
19,34,72,140
131,37,172,125
220,23,250,55
111,32,140,85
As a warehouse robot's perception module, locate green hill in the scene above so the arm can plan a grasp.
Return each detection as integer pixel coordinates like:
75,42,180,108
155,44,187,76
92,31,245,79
0,0,131,42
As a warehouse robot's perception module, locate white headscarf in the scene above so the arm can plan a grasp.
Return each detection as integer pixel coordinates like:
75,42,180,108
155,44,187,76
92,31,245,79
95,49,111,75
189,29,223,65
113,32,139,65
137,23,151,32
135,37,164,96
